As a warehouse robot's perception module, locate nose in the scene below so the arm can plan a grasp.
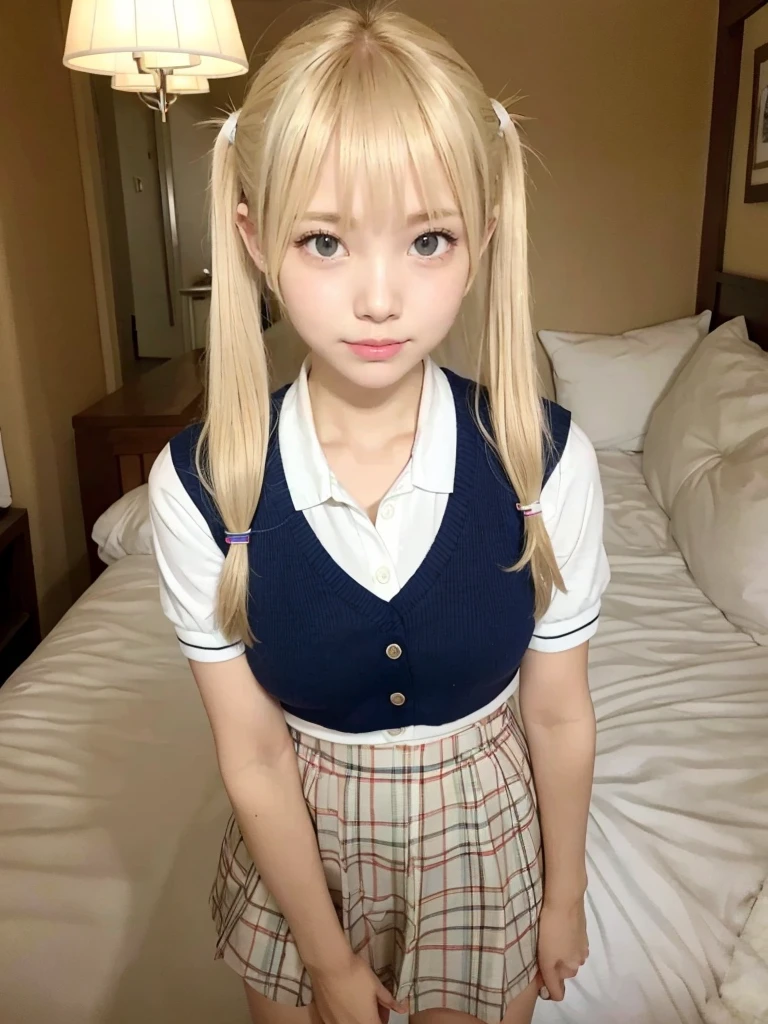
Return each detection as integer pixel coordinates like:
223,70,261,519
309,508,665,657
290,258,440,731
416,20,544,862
353,250,402,323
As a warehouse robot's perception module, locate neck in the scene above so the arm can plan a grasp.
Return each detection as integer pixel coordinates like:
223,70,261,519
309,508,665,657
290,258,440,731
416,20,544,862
307,357,426,447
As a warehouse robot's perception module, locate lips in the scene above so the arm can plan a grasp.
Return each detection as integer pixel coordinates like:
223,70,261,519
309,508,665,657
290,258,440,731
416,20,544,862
344,339,407,361
347,339,404,346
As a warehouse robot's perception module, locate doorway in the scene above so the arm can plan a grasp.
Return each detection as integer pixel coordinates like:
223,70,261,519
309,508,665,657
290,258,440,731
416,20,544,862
90,76,219,379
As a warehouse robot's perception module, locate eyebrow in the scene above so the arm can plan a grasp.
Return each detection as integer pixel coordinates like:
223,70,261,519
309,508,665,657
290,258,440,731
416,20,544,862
300,208,461,227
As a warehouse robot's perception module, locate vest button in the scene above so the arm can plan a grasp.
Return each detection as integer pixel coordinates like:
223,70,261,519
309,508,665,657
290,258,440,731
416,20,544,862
387,727,405,737
386,643,402,660
390,692,406,706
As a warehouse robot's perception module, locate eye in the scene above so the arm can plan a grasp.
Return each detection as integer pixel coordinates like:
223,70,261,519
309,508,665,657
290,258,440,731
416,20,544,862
409,230,458,258
295,232,348,259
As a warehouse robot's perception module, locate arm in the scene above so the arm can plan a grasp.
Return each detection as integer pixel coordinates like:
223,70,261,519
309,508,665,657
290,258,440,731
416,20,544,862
519,640,595,909
190,653,352,973
518,641,595,1002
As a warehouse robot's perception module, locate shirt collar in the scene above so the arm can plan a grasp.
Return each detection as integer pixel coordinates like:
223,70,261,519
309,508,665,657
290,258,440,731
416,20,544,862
278,356,457,512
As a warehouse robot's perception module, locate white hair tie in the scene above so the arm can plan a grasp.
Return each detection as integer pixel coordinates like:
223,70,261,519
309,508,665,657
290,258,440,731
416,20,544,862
516,500,542,518
491,98,512,136
222,109,240,145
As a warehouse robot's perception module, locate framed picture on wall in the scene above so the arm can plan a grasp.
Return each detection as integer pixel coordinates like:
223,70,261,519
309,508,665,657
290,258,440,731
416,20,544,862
745,41,768,203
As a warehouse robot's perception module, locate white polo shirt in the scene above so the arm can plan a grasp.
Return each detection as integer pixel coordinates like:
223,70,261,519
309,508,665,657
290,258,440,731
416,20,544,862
149,358,610,745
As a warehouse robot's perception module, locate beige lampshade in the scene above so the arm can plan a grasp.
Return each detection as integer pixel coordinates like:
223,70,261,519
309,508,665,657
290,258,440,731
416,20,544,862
63,0,247,78
112,73,210,94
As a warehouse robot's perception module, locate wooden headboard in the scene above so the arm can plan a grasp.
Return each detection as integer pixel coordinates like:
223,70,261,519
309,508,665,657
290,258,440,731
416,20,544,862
73,350,204,581
712,272,768,349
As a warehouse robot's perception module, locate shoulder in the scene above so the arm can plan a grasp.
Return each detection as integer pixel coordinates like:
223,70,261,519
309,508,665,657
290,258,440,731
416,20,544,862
540,417,602,512
440,369,572,437
559,419,599,480
152,425,223,537
166,421,205,479
542,398,572,444
166,380,291,479
541,398,572,483
148,440,204,520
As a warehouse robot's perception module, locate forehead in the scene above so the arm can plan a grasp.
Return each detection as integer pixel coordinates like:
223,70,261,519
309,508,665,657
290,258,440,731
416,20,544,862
303,140,458,229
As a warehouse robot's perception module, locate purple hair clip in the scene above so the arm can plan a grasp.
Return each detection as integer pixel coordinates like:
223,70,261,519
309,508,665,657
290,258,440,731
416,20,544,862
516,501,542,518
224,530,252,545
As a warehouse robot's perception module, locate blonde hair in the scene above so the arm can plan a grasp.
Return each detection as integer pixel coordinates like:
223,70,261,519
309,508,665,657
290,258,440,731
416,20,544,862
199,2,565,646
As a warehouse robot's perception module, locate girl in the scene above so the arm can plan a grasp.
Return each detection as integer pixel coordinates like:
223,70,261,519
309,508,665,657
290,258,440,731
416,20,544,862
148,5,609,1024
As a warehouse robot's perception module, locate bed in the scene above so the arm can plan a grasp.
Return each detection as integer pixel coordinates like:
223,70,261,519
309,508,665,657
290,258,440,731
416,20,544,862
2,413,767,1024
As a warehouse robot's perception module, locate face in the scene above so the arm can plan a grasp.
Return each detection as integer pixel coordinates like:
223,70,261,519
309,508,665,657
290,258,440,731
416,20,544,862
239,147,487,391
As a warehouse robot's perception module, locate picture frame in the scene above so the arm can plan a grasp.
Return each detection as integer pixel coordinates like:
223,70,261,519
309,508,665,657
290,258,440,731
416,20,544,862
745,41,768,203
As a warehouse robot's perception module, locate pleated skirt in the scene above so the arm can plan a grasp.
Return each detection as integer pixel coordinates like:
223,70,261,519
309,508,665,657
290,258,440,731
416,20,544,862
210,700,543,1024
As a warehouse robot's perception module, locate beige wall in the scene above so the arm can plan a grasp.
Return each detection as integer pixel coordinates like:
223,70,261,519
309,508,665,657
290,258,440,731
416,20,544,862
0,0,104,632
723,4,768,280
218,0,717,334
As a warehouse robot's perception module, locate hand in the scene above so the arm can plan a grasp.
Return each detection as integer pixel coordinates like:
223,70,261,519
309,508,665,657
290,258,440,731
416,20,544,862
310,952,409,1024
536,897,589,1002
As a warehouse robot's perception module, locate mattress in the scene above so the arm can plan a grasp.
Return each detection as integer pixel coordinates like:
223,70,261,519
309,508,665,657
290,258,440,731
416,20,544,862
0,555,244,1024
0,454,766,1024
536,454,768,1024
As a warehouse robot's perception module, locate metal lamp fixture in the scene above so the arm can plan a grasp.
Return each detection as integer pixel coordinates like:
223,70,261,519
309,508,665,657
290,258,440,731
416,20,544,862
112,73,210,114
63,0,247,120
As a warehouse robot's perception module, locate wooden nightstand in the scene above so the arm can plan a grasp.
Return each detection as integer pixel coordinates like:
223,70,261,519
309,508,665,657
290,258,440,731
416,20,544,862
0,507,42,685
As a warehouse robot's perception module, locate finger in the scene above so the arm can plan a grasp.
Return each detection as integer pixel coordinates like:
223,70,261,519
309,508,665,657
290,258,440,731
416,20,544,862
376,982,409,1015
541,967,565,1002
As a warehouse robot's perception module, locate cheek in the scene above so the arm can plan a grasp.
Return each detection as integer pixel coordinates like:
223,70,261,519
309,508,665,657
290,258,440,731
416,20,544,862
277,257,346,334
413,257,470,322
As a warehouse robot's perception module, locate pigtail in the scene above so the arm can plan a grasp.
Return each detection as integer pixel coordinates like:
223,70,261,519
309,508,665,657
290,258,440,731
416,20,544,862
196,122,271,647
482,108,565,619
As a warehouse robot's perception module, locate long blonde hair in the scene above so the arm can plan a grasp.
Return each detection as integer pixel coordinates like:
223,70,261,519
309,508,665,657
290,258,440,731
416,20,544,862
199,2,564,646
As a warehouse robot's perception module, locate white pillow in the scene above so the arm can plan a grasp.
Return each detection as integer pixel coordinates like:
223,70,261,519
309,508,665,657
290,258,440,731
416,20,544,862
538,310,711,451
92,483,153,565
643,317,768,646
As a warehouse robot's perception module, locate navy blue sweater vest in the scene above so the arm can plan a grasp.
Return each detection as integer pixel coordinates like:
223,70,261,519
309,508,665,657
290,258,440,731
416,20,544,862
170,370,570,732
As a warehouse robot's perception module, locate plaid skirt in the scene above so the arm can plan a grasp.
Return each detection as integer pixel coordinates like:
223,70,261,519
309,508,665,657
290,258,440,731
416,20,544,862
210,700,543,1023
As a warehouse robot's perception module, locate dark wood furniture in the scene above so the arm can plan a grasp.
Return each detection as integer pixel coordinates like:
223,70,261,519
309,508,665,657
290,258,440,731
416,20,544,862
0,508,42,684
73,349,205,582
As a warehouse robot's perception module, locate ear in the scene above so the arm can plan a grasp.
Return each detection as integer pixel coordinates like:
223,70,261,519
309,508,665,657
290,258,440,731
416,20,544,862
236,202,267,273
481,204,499,257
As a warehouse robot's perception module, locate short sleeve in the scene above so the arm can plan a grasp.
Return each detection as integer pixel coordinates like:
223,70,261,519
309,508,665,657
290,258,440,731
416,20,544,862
528,421,611,653
148,445,245,663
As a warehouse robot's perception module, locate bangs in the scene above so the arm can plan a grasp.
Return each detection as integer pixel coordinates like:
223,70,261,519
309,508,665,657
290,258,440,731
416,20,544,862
261,40,488,268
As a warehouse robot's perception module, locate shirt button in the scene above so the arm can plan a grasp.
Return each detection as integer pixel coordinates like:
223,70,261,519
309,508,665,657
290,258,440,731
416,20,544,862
380,503,395,520
387,727,405,737
386,643,402,660
389,692,406,706
375,566,391,585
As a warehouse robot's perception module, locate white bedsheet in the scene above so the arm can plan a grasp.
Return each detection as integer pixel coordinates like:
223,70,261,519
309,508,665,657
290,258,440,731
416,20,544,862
0,453,766,1024
0,556,244,1024
535,454,768,1024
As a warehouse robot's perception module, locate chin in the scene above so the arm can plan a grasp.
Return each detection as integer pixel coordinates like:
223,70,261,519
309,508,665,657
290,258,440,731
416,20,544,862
341,350,425,389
